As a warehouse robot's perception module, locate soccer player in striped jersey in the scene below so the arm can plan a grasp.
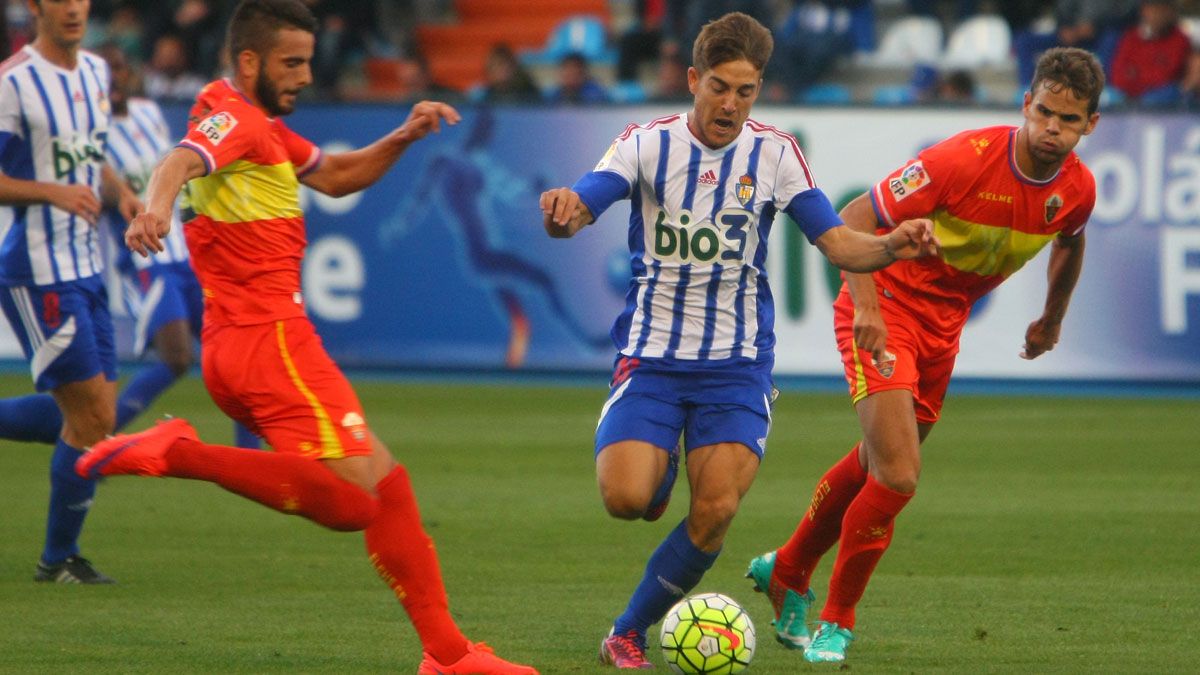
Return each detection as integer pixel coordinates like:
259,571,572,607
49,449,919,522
76,1,536,673
0,44,260,450
747,47,1104,663
0,0,141,584
540,12,940,669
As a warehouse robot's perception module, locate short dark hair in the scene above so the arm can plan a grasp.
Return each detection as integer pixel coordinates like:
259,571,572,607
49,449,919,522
1031,47,1105,115
226,0,317,61
692,12,773,75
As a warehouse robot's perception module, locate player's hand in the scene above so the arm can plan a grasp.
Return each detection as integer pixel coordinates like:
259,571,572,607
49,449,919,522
397,101,461,143
125,211,169,257
49,184,102,225
886,218,940,260
117,187,144,226
852,304,891,369
540,187,586,238
1020,316,1061,360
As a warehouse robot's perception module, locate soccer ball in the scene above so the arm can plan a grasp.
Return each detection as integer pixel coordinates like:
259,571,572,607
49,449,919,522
660,592,756,674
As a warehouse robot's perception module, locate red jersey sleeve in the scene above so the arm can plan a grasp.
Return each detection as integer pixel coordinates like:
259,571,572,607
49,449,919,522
869,135,965,229
177,103,265,175
1060,164,1096,237
276,120,322,177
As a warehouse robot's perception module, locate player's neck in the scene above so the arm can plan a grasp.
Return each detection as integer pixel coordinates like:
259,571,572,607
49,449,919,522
229,76,274,119
1013,127,1063,181
31,35,80,70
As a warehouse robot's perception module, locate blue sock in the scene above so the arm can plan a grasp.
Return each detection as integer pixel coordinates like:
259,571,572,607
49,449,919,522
115,362,179,431
0,394,62,444
43,439,96,564
233,422,260,449
613,519,720,641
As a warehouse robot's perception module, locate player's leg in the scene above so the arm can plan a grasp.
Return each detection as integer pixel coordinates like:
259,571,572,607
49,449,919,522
113,269,189,431
0,288,66,444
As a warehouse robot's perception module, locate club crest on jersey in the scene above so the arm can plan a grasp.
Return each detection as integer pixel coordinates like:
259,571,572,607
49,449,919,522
1044,194,1063,223
888,161,930,202
197,111,238,146
735,174,755,206
341,411,367,441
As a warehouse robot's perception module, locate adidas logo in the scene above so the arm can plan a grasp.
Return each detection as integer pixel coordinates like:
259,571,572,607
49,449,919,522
697,169,718,186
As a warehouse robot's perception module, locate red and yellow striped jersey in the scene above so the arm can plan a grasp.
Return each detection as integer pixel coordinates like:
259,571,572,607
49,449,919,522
176,79,323,326
869,125,1095,335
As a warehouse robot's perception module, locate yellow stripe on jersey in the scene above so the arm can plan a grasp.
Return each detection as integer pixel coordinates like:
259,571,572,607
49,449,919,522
187,160,303,223
932,210,1058,278
275,321,345,459
850,336,870,405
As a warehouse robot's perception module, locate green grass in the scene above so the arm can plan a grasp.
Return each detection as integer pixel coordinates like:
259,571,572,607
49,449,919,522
0,373,1197,673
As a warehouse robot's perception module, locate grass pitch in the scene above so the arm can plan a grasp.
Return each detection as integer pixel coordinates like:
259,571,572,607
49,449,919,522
0,373,1196,673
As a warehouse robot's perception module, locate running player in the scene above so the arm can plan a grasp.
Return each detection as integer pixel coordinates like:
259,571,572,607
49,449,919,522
746,47,1104,663
77,1,536,672
539,12,939,669
0,0,141,583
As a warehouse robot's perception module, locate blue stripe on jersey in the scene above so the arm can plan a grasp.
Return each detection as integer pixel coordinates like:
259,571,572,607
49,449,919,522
57,74,77,131
129,110,162,155
115,124,145,161
681,144,701,211
78,70,95,131
28,67,63,283
2,77,34,180
710,147,736,221
612,186,645,354
633,259,660,355
697,263,723,360
663,264,690,357
56,74,84,281
731,266,750,358
752,201,777,355
653,129,669,205
572,170,630,221
80,71,100,278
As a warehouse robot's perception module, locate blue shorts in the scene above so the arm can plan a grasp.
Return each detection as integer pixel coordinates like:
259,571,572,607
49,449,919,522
0,275,117,391
121,262,203,356
594,356,776,459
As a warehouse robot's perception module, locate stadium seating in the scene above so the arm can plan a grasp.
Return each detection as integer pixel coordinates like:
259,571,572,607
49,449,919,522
942,15,1012,69
865,16,943,66
522,15,616,66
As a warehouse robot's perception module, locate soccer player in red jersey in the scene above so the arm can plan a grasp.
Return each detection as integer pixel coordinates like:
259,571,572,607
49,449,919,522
76,1,537,673
746,47,1106,663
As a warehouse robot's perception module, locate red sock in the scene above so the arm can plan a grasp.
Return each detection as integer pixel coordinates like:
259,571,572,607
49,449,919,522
165,439,378,531
820,475,913,629
364,465,469,664
774,444,868,593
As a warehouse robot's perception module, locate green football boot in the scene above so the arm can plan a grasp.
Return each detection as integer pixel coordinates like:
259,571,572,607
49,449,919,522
804,621,854,663
745,551,816,649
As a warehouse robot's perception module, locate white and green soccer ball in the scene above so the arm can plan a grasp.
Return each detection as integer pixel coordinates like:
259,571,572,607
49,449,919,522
660,592,756,674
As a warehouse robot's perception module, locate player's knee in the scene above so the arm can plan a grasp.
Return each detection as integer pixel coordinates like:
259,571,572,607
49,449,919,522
66,402,115,441
599,484,651,520
315,488,379,531
874,470,919,495
688,493,740,537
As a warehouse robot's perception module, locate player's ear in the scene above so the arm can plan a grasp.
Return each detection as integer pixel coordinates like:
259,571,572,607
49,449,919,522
1082,112,1099,136
236,49,259,79
687,67,700,95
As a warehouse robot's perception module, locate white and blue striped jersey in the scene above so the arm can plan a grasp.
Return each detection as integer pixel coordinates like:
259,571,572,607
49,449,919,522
104,97,188,273
0,45,112,287
574,113,842,366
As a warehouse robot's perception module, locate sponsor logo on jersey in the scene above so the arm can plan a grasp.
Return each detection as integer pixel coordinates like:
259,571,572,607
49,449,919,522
697,169,718,186
888,161,930,202
52,130,107,180
197,111,238,146
341,411,367,441
594,140,618,171
970,137,990,155
1045,194,1063,223
735,174,755,206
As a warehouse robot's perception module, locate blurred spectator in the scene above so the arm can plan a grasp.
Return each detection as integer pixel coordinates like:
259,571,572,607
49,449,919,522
650,47,690,101
478,44,540,103
4,0,34,55
1111,0,1196,105
1015,0,1140,85
96,4,145,59
395,52,456,102
935,69,979,103
310,0,382,96
773,1,856,99
1,1,8,57
143,33,205,103
616,0,689,82
547,52,610,105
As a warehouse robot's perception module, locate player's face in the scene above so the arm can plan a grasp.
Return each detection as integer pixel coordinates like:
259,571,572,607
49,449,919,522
28,0,90,49
1021,82,1098,169
688,59,761,149
255,28,314,117
104,49,130,115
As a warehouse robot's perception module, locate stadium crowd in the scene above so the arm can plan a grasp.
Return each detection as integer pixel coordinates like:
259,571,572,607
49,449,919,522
3,0,1199,107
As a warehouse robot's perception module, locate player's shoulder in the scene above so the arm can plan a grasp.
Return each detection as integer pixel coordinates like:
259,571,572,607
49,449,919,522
78,50,109,76
1061,152,1096,194
0,46,32,80
188,80,265,131
929,125,1012,159
615,113,685,142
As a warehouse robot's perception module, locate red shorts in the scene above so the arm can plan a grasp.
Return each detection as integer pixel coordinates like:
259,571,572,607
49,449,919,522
201,318,372,459
832,287,960,424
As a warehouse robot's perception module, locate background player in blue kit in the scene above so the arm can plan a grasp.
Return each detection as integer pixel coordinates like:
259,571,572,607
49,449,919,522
540,11,940,669
0,0,141,583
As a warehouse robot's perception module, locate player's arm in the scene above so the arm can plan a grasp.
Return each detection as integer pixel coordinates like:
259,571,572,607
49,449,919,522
99,163,143,224
302,100,460,197
837,193,890,363
0,173,103,225
540,187,595,238
1021,231,1085,360
812,205,938,272
125,147,207,257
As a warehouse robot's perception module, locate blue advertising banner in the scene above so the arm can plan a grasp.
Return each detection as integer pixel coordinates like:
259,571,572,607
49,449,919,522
2,104,1197,382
